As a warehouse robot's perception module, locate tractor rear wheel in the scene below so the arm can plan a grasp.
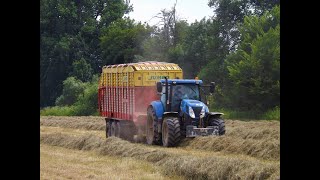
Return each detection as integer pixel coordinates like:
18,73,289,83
105,119,109,138
107,120,112,137
209,118,225,135
146,107,161,145
110,121,120,137
162,117,181,147
118,120,136,141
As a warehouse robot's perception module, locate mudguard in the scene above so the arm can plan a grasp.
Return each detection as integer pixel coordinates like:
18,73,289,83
206,112,224,119
151,101,164,120
163,112,179,118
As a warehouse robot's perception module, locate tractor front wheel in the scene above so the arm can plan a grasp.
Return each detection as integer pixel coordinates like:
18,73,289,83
110,121,120,137
162,117,181,147
106,119,110,138
209,118,225,135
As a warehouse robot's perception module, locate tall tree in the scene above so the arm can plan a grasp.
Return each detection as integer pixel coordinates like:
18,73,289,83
40,0,132,107
168,18,228,79
196,0,280,110
208,0,280,51
100,18,152,65
69,58,93,82
226,6,280,111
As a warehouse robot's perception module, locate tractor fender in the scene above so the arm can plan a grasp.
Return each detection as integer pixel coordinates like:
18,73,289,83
151,101,164,121
163,112,179,118
207,112,224,119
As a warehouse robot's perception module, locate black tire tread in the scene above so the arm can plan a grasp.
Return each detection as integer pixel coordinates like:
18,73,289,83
147,106,161,145
209,118,226,135
163,117,181,147
110,121,119,137
118,120,136,141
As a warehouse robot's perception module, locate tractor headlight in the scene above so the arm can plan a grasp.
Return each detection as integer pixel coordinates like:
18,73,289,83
189,106,195,118
200,106,206,118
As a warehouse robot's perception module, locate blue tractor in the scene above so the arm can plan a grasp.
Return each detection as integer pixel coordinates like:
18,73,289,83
146,78,225,147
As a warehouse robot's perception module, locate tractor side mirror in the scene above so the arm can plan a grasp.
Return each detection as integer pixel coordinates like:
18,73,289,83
210,82,215,93
156,82,162,93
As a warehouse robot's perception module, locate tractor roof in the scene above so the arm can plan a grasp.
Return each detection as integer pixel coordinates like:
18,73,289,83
160,79,203,85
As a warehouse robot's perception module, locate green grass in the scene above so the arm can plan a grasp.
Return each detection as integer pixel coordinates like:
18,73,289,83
261,106,280,121
212,107,280,121
40,105,100,116
212,108,259,120
40,105,279,121
40,106,76,116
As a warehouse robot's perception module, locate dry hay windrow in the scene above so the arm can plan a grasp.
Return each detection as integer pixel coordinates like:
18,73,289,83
225,120,280,141
40,133,279,180
40,116,280,161
40,117,279,141
179,120,279,160
40,116,105,131
40,126,106,139
179,135,279,161
40,144,179,180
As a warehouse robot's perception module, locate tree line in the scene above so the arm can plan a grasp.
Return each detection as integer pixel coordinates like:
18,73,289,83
40,0,280,116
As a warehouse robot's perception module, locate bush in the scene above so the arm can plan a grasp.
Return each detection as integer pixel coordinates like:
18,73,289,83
212,107,280,121
55,77,86,106
261,106,280,120
212,108,260,120
42,75,99,116
40,106,76,116
73,80,99,115
69,58,93,82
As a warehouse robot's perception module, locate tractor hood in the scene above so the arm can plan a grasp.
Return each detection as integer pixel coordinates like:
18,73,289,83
180,99,209,115
180,99,209,118
181,99,206,108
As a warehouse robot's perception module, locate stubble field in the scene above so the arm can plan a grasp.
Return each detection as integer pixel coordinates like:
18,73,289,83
40,116,280,180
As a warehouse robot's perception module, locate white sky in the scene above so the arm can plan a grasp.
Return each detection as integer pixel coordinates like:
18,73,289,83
126,0,214,26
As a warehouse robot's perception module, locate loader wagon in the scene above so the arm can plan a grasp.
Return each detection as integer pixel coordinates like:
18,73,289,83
98,61,183,140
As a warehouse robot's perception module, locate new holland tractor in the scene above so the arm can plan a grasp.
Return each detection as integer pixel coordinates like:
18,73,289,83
146,77,225,147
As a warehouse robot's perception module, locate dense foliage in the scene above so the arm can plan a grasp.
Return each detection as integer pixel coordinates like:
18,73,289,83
40,0,280,118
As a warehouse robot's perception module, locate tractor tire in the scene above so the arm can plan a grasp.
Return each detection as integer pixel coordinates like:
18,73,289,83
107,120,112,137
162,117,181,147
118,120,136,142
110,121,120,137
209,118,226,135
106,119,110,138
146,107,161,145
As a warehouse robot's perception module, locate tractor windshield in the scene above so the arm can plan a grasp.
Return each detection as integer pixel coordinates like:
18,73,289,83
171,84,200,111
172,84,199,101
160,84,200,112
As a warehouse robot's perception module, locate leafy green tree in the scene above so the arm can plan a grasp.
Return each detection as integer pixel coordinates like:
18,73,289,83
226,6,280,111
208,0,280,51
141,33,169,62
100,18,153,64
40,0,132,107
73,75,99,115
141,2,185,63
167,20,189,64
69,58,93,82
55,77,86,106
180,18,227,79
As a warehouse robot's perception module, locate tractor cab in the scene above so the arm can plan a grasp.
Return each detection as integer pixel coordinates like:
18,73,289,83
158,79,202,112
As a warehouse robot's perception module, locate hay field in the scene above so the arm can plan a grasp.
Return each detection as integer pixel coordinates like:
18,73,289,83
40,116,280,180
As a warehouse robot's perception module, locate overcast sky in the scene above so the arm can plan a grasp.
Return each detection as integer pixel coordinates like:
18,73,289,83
126,0,214,26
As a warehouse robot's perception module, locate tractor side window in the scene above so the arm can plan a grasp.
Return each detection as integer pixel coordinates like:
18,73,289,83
160,86,166,108
171,85,184,112
160,86,170,111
